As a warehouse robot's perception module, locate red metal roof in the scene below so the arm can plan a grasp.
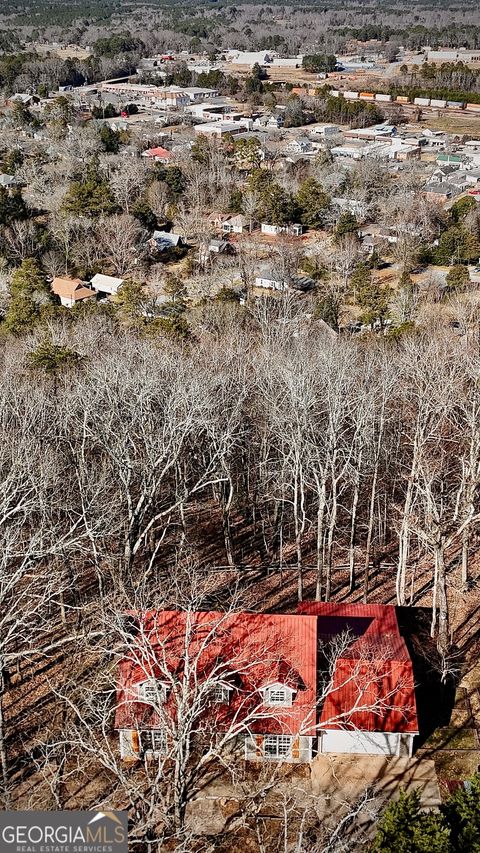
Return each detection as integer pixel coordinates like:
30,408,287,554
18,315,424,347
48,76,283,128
320,658,418,733
115,611,318,737
298,603,418,733
115,604,418,739
143,146,172,159
297,603,411,661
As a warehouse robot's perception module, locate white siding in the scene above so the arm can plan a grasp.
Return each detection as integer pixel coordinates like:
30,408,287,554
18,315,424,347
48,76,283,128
320,730,400,755
59,296,74,308
119,729,139,759
255,277,286,290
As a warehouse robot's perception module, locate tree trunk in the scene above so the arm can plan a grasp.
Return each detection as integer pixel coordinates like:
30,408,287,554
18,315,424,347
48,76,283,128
315,484,326,601
461,528,469,587
0,665,9,808
363,470,378,603
397,429,420,605
435,540,449,663
430,547,438,640
364,408,384,603
294,474,304,602
325,479,338,602
348,458,362,594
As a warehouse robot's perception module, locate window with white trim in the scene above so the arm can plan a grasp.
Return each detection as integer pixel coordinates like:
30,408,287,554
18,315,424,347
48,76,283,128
138,679,165,705
142,730,167,755
263,686,293,707
263,735,292,759
212,685,231,704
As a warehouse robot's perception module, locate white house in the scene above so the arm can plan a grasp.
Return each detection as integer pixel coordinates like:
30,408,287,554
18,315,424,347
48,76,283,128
253,114,284,129
260,223,304,236
286,137,313,155
90,274,125,296
255,267,286,290
222,214,254,234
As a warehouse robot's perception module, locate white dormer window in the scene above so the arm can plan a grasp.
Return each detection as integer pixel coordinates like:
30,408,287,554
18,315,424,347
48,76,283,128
138,679,165,705
263,684,294,707
212,685,231,704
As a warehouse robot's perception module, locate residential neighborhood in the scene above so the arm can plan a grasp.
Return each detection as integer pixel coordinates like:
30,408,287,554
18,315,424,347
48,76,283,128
1,4,480,851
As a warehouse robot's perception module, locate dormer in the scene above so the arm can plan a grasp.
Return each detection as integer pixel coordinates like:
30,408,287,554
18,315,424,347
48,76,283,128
137,678,167,705
262,683,295,707
211,684,232,704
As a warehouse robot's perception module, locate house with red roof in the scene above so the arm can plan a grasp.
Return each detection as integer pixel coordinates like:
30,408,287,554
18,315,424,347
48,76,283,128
141,146,173,163
115,604,418,763
298,603,418,757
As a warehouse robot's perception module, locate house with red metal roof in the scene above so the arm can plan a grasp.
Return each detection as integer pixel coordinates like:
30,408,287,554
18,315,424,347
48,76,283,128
141,146,173,163
298,603,418,757
115,604,418,763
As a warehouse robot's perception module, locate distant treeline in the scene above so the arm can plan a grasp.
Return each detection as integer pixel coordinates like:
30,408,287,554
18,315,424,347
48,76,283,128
337,23,480,50
10,1,116,28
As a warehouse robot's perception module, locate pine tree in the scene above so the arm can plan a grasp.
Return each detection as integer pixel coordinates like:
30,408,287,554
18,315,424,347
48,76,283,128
164,166,186,197
257,183,299,226
0,187,28,226
399,271,414,292
442,774,480,853
4,258,53,335
132,199,157,231
27,339,81,374
163,273,186,306
449,195,476,224
335,211,359,241
313,293,339,330
433,225,480,265
446,264,470,292
99,125,120,153
351,263,390,326
296,177,331,229
349,262,371,302
62,158,118,218
372,789,450,853
114,279,147,322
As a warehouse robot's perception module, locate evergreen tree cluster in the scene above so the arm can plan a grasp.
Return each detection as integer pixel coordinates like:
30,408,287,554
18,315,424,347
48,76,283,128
373,777,480,853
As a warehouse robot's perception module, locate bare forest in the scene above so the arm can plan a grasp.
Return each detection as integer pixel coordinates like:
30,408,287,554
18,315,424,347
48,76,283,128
2,0,480,67
0,309,479,845
1,0,480,849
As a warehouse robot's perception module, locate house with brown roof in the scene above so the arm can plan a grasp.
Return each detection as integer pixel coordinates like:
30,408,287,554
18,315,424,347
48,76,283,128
221,214,255,234
51,276,97,308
